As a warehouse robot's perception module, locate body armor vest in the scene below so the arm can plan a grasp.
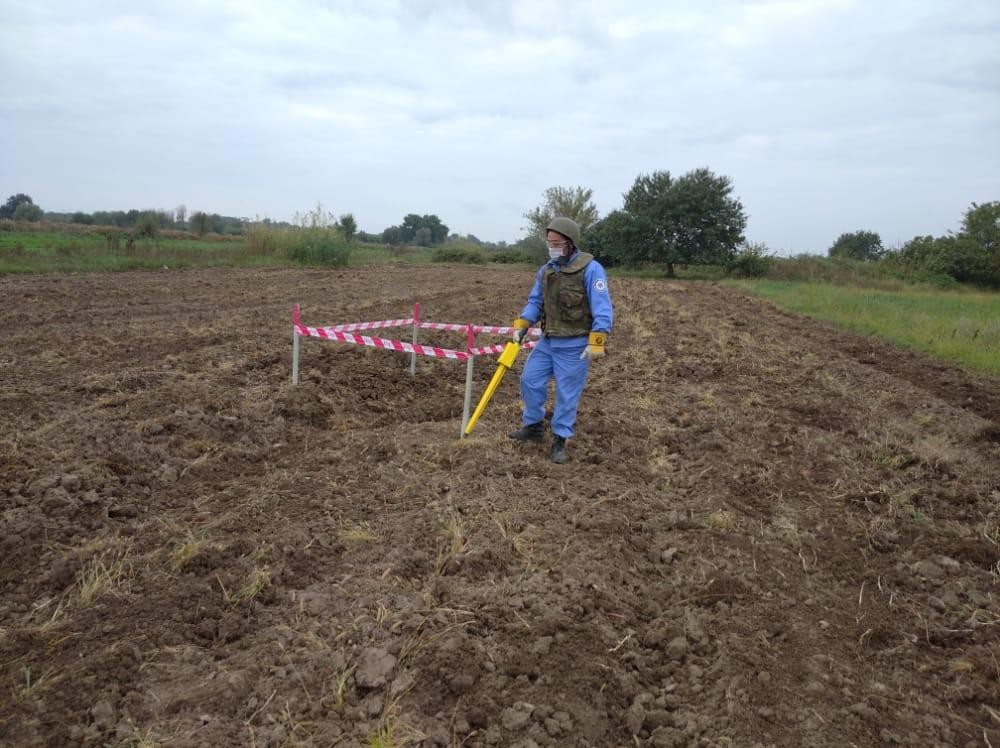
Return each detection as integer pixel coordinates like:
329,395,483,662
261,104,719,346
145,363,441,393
542,252,594,337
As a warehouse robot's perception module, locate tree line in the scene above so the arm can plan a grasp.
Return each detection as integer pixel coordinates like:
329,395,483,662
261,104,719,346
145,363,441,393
0,195,247,236
826,201,1000,286
521,178,998,287
7,184,995,286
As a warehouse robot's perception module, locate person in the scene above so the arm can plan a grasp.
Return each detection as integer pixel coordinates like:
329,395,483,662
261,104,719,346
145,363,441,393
509,217,613,463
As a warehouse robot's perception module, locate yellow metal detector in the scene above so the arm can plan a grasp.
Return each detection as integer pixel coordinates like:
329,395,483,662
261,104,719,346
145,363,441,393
462,340,522,436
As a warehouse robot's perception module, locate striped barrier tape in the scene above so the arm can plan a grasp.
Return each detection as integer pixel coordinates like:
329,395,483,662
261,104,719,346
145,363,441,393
292,304,541,361
294,325,538,360
326,318,415,332
292,303,545,435
297,318,542,338
472,324,542,336
469,341,537,356
417,321,541,336
295,324,471,360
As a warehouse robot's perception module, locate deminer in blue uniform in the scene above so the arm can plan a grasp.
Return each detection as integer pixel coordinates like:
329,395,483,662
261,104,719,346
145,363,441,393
509,217,614,464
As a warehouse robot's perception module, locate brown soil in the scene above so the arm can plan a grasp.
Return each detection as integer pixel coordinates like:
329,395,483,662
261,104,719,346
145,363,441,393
1,265,998,748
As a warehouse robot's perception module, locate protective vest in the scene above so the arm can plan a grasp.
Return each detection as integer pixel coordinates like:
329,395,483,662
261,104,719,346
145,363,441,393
542,252,594,337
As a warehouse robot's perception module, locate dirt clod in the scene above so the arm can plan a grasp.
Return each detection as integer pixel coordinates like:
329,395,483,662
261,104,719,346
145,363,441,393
355,647,397,689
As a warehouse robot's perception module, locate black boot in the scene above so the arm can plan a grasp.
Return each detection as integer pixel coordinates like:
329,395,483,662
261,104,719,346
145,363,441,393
509,421,545,442
550,435,569,464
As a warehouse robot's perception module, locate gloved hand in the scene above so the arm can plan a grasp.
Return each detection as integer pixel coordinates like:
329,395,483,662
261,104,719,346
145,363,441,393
579,331,607,360
511,317,531,344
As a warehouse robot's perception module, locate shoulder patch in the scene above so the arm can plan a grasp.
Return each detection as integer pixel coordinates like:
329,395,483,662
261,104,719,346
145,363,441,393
593,278,608,292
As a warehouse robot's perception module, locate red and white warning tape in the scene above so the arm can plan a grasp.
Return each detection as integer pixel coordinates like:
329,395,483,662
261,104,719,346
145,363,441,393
416,321,541,336
469,341,537,356
293,325,539,360
326,318,414,332
294,324,471,360
293,304,540,361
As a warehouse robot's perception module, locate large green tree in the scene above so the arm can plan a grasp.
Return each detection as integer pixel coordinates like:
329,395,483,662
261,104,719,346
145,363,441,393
1,193,36,220
524,186,600,240
584,209,644,267
960,201,999,253
190,211,210,236
337,213,357,242
382,214,449,245
590,168,746,276
828,230,884,261
12,202,43,222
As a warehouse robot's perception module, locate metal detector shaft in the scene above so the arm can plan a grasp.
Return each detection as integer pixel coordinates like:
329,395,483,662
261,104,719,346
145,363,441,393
463,340,521,436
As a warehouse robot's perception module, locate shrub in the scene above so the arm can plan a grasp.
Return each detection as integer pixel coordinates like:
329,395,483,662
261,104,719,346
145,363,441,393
726,242,773,278
245,223,285,256
105,230,126,251
12,203,43,222
895,235,999,287
489,249,535,264
245,221,352,266
134,212,159,239
431,246,486,265
286,229,351,267
765,254,959,290
828,230,884,261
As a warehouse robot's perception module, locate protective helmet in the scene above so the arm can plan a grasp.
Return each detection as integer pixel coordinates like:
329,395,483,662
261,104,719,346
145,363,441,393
546,217,582,248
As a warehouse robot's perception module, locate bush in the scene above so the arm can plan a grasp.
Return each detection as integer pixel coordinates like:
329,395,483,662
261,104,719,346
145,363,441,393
894,235,999,287
431,246,486,265
245,223,285,256
489,249,535,264
245,222,351,266
828,230,884,261
286,229,352,267
726,242,773,278
134,212,159,239
12,203,43,222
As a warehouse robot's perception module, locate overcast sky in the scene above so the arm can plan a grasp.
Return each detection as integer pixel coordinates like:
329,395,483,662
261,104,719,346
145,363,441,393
2,0,998,253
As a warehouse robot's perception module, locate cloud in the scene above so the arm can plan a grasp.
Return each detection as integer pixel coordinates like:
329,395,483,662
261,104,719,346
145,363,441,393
1,0,998,251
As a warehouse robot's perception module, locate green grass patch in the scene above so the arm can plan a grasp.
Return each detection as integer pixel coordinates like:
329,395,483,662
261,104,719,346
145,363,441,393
732,280,1000,375
0,229,279,273
346,244,435,266
431,245,487,265
765,254,960,290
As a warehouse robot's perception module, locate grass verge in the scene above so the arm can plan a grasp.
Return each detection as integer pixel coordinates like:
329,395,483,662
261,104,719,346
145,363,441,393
732,280,1000,375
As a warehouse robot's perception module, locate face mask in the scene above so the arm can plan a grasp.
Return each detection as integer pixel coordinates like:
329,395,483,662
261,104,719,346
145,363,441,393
548,249,563,262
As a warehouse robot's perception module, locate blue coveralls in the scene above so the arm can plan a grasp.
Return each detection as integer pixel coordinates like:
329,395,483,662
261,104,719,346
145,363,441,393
517,251,614,438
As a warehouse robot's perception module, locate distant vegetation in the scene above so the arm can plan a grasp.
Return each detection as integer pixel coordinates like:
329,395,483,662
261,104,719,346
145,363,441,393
246,204,352,267
2,186,996,289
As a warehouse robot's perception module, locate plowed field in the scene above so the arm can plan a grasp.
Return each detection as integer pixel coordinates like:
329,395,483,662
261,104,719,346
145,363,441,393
2,265,998,747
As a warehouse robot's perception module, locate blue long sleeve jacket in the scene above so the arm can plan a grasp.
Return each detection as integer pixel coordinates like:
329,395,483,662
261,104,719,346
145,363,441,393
519,251,614,335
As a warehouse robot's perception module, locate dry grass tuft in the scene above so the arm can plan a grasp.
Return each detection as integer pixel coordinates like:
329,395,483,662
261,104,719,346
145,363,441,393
13,665,60,703
222,567,271,605
705,510,737,531
169,532,210,572
434,512,468,574
338,523,378,544
631,393,657,411
696,389,718,409
76,545,132,607
948,659,975,673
